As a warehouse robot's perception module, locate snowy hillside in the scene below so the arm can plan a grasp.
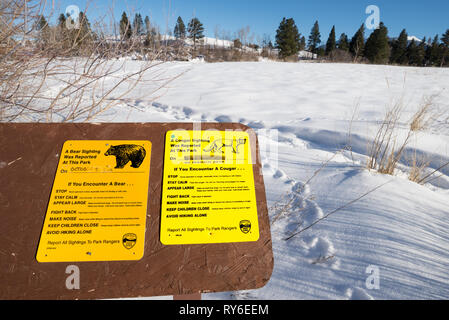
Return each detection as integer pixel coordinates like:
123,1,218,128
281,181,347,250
90,60,449,299
24,60,449,299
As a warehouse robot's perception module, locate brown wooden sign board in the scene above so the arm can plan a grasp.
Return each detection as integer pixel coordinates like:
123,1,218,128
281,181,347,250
0,123,273,299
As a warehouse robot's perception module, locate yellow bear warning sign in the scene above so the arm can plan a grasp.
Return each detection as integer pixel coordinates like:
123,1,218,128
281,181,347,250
36,140,151,263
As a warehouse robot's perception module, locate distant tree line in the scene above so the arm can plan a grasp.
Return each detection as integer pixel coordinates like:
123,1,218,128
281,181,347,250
36,11,95,55
35,11,207,56
35,10,449,66
275,17,449,67
119,13,205,49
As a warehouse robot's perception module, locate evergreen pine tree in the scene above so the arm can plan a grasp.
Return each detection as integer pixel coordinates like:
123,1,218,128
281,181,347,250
37,15,48,30
425,37,433,65
441,29,449,66
308,20,321,54
188,17,205,49
58,13,66,28
338,33,349,51
364,22,390,64
78,12,92,37
144,16,151,34
300,36,306,51
143,16,153,47
429,35,441,66
390,29,408,65
120,12,132,40
406,39,419,65
416,37,427,66
37,16,50,46
174,16,186,39
74,12,93,49
317,47,325,57
133,13,144,36
59,11,93,52
350,24,365,59
55,14,69,49
325,25,336,55
364,30,376,62
275,17,301,58
442,29,449,47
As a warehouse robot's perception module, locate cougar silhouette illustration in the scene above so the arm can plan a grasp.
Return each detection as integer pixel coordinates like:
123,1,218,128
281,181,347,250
203,138,246,154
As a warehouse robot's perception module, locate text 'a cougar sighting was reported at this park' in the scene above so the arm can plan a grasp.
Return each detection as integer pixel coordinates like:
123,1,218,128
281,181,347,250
160,130,260,245
36,140,152,263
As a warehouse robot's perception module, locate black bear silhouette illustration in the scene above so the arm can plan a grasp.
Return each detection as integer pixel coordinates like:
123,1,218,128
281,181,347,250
104,144,146,169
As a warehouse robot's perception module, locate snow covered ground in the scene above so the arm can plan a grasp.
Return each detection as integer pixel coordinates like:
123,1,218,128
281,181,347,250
25,60,449,299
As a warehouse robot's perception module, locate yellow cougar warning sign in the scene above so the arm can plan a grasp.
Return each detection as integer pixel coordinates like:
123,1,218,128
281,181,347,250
36,140,151,263
160,130,259,245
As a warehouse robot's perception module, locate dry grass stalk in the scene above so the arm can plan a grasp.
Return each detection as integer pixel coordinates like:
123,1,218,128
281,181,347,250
409,94,439,132
416,161,449,185
366,100,405,174
408,151,431,183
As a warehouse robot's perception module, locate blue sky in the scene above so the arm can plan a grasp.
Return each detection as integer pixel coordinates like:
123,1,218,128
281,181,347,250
47,0,449,42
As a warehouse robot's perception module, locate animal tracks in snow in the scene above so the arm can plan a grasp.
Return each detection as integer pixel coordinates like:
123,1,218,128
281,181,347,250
264,155,340,271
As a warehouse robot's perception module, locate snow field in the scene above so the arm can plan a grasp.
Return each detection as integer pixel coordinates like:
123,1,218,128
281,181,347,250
36,60,449,299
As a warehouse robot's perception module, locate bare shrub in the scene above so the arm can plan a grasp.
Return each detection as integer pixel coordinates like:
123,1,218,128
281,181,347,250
366,95,443,179
261,47,278,60
0,1,179,122
283,54,299,62
328,49,353,63
202,46,259,63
